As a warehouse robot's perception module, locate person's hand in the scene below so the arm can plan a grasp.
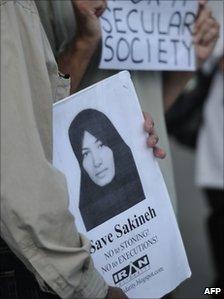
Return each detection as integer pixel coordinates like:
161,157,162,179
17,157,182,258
143,112,166,159
105,286,129,299
194,0,220,67
72,0,107,45
59,0,107,92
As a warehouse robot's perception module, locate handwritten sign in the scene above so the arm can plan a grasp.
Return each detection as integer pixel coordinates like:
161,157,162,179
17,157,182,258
99,0,198,71
53,72,191,298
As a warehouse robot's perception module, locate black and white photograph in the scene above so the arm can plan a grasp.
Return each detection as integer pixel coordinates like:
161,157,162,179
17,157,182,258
68,109,145,231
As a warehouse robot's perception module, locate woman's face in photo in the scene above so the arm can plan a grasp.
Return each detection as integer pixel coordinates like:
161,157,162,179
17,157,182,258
81,131,115,187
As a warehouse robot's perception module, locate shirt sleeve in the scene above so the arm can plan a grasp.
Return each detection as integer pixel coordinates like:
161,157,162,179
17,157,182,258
0,1,108,298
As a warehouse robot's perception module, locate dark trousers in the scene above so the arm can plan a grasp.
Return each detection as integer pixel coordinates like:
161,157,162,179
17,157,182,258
205,189,224,289
0,237,60,299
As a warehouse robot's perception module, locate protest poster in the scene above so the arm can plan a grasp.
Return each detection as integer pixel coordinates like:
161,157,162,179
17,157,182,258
99,0,198,71
53,71,191,298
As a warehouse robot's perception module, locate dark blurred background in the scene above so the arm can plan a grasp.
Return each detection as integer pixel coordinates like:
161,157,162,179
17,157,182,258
167,1,223,298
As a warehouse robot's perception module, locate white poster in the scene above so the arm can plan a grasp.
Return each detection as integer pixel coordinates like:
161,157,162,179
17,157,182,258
53,71,191,298
99,0,198,71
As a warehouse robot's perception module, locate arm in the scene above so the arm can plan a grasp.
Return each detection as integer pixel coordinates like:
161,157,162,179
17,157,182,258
57,0,107,93
1,3,129,299
1,2,107,298
163,0,220,111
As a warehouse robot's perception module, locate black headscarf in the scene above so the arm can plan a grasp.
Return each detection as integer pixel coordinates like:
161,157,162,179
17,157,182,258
69,109,145,231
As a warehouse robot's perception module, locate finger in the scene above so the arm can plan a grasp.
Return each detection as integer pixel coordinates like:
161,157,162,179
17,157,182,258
153,147,166,159
94,0,107,16
143,112,154,133
195,19,219,45
194,13,216,40
95,4,107,17
194,18,213,43
201,26,220,45
195,12,212,35
97,0,107,11
100,0,107,13
195,7,212,31
147,134,159,148
197,0,208,18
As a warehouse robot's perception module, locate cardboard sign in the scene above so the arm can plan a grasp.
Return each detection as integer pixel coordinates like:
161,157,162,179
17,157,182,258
53,72,191,298
99,0,198,71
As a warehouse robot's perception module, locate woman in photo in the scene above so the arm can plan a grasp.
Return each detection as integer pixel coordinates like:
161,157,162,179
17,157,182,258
69,109,145,231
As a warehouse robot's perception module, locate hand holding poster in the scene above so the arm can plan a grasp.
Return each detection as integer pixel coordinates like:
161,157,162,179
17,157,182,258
99,0,198,71
53,71,191,298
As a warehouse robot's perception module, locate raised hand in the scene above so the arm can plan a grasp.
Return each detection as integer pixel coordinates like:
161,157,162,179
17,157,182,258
194,0,220,66
72,0,107,45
